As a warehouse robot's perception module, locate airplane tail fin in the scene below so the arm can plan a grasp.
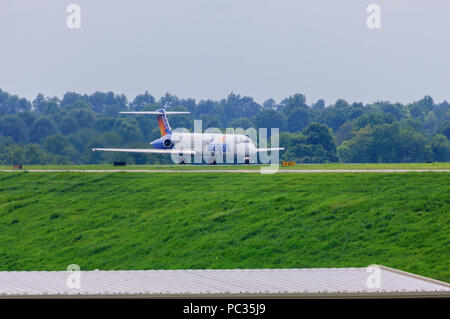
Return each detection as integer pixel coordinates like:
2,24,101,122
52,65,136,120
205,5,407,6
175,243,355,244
156,109,171,136
120,109,190,137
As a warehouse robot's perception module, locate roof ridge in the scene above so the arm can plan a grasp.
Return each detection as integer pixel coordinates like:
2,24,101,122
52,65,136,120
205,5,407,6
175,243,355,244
379,265,450,288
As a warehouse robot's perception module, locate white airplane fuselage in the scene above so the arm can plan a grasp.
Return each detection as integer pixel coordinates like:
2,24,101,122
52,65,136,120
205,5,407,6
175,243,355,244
151,132,256,161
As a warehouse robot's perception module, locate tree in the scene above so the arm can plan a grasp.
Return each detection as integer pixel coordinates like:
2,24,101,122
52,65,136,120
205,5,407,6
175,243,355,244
94,117,115,133
287,107,310,132
70,109,95,128
335,122,354,146
0,144,25,164
438,121,450,140
0,87,448,165
160,92,180,108
167,106,193,131
334,99,349,109
179,98,197,113
0,90,31,115
434,101,450,124
196,99,220,116
17,111,37,127
419,95,434,111
24,144,54,164
302,123,338,162
30,118,57,143
114,119,143,141
423,112,438,135
0,89,12,115
253,109,286,135
88,91,109,113
201,114,222,129
59,115,79,135
408,96,434,120
34,95,60,114
230,118,254,130
338,123,432,163
0,135,15,148
32,93,47,113
312,99,325,110
431,134,450,162
355,112,394,129
338,126,372,163
280,125,338,163
1,91,26,114
43,134,70,155
98,131,123,147
263,98,277,109
70,129,97,152
61,92,89,108
82,138,105,164
0,115,28,142
221,93,261,122
319,108,347,131
280,94,306,115
380,102,408,121
17,98,31,113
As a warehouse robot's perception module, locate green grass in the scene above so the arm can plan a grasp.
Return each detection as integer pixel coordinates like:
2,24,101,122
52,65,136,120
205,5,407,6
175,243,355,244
0,172,449,282
1,162,450,170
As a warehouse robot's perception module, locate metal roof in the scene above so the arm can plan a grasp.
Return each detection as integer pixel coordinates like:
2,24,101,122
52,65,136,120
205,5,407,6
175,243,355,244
0,265,448,298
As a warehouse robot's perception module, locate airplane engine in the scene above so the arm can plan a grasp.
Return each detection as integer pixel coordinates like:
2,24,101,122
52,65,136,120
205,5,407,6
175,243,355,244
162,137,173,148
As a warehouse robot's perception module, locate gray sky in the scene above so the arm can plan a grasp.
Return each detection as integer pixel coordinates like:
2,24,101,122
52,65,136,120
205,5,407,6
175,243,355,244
1,0,449,105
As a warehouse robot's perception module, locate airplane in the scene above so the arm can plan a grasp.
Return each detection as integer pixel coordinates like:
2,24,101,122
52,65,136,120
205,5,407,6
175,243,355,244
91,109,284,164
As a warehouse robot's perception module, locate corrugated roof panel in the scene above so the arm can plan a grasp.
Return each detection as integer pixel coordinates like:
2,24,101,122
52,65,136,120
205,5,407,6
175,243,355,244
0,266,448,297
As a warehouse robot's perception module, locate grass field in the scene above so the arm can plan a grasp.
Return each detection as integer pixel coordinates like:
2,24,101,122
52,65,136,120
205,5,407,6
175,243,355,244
1,162,450,170
0,171,449,282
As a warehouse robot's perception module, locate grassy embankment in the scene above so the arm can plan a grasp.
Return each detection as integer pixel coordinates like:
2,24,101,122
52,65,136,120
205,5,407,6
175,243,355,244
0,171,448,281
0,162,450,170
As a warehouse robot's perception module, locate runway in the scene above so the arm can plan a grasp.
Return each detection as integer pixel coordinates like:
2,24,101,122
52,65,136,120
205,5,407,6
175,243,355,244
1,169,450,173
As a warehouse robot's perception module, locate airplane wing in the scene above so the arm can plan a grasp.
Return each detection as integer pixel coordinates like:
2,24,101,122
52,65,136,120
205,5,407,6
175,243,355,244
92,148,196,155
255,147,285,152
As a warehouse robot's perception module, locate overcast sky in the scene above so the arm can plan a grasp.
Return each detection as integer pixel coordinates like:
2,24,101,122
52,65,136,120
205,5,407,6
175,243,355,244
1,0,449,105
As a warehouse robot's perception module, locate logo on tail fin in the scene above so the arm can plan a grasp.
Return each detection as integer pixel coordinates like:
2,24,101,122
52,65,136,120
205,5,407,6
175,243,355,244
157,109,171,136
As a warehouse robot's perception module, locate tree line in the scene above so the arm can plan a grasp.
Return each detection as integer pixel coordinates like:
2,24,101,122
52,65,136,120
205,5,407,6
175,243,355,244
0,88,449,165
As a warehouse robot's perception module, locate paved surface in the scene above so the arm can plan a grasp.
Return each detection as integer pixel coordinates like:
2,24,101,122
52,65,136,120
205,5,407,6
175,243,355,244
1,169,450,173
0,266,448,298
